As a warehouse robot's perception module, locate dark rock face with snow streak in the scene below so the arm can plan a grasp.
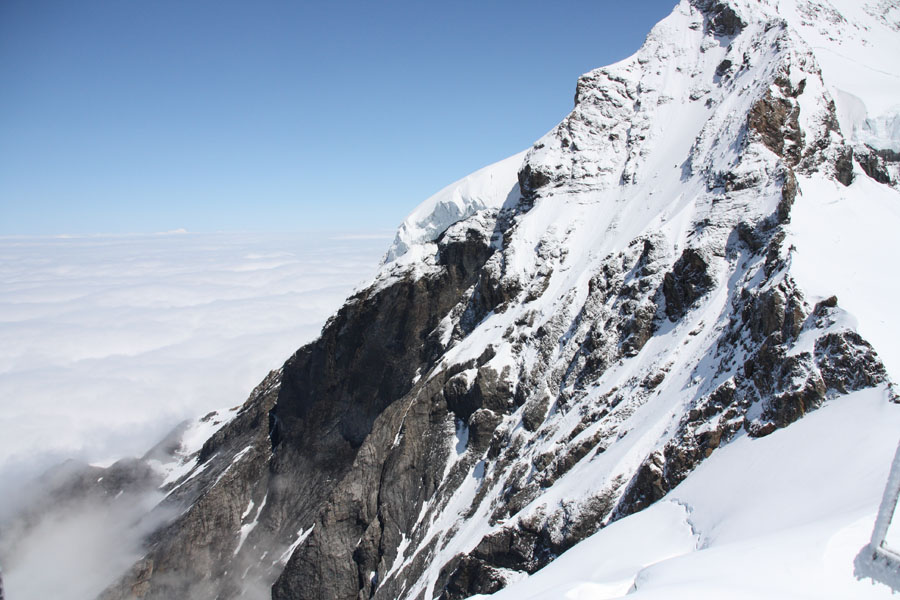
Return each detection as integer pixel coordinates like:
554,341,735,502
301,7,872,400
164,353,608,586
82,1,900,599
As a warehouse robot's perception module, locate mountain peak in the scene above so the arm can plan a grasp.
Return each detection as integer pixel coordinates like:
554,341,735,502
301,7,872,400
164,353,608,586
14,1,898,599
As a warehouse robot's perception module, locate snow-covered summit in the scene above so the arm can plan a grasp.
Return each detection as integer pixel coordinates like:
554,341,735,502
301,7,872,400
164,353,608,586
381,151,527,267
382,0,900,285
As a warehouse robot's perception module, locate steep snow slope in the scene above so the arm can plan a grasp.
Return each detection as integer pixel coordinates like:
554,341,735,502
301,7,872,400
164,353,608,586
28,0,900,599
789,174,900,380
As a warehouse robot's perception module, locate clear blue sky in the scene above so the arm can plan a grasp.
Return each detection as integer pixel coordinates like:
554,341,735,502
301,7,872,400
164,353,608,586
0,0,677,235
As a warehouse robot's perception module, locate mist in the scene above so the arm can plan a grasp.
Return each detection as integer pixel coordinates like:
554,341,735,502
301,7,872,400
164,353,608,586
1,485,170,600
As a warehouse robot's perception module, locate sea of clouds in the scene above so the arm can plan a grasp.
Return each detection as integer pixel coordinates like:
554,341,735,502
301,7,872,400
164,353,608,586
0,230,388,508
0,231,390,598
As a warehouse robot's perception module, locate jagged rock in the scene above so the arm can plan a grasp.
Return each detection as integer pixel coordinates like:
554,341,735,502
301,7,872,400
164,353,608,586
539,430,606,488
663,248,714,321
777,168,798,223
468,409,502,452
695,0,746,36
621,302,657,356
748,82,803,166
834,146,854,186
434,555,507,600
437,222,495,280
444,365,512,422
815,331,888,394
470,527,542,572
522,395,550,432
855,145,899,186
715,58,733,78
517,163,551,203
741,284,806,343
763,377,826,429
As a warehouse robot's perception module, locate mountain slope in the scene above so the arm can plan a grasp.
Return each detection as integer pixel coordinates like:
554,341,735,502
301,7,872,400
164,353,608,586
80,0,900,598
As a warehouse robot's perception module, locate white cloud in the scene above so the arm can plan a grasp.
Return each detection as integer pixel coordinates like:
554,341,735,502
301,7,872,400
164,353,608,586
0,231,387,490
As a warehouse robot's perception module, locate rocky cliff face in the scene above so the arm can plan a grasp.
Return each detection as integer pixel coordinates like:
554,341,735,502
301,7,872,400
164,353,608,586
38,0,900,598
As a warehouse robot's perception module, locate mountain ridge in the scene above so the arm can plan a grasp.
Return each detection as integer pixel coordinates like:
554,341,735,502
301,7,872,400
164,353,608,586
5,0,900,598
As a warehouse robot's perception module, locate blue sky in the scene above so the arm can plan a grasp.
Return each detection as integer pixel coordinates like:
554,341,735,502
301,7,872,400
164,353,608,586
0,0,677,235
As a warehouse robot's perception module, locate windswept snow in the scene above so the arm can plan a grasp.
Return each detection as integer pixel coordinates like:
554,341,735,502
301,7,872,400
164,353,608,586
382,151,526,267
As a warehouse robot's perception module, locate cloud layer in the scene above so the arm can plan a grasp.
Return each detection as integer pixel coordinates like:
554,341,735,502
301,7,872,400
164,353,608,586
0,231,388,493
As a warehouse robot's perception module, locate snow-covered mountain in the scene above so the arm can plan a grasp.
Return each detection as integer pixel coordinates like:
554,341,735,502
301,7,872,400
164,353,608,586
7,0,900,598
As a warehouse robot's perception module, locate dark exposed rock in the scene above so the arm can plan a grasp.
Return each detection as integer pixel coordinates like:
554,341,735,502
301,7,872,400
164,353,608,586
663,248,714,320
470,526,547,573
443,481,624,595
94,215,503,600
99,372,281,599
435,555,507,600
476,257,523,316
269,224,505,600
468,409,502,452
880,148,900,162
762,232,788,278
741,283,806,343
614,404,746,518
762,376,826,429
715,58,733,77
694,0,746,36
720,168,761,192
616,446,690,517
856,145,899,185
522,395,550,432
100,408,274,600
621,302,657,356
777,168,798,222
517,163,552,203
737,220,766,252
439,563,498,599
274,371,453,600
814,295,838,313
834,146,854,186
538,430,606,488
748,84,803,166
276,246,490,450
815,331,888,394
445,365,513,423
437,226,496,280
